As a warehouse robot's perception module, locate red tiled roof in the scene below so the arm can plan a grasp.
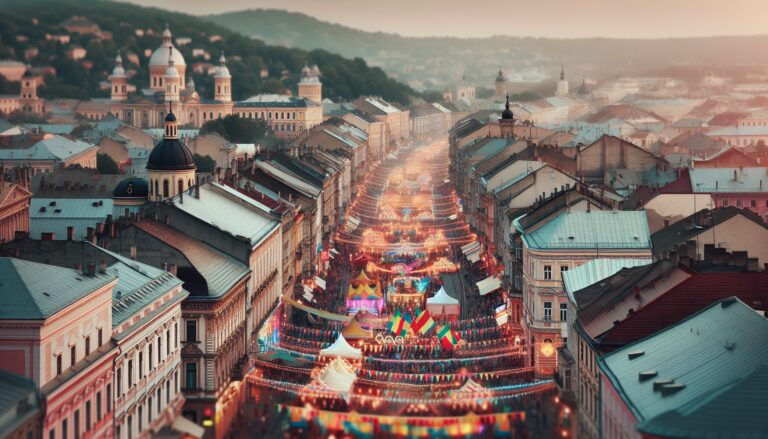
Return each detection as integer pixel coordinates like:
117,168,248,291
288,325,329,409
600,272,768,348
692,147,760,169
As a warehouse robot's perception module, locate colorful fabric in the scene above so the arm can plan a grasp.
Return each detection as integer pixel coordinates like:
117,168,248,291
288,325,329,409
412,308,436,334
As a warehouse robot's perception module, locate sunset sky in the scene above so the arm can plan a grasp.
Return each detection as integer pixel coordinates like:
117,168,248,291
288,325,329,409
123,0,768,39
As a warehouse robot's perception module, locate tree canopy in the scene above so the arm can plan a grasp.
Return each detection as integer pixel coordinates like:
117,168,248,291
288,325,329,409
96,153,120,174
200,115,267,144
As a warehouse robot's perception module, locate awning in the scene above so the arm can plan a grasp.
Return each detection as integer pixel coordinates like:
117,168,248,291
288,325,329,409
172,416,204,439
476,276,501,296
460,241,481,255
314,276,326,290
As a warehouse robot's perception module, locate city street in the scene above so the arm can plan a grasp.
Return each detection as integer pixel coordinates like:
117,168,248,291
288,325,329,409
242,140,562,438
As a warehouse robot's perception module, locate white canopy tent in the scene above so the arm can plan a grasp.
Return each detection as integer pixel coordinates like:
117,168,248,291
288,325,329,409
320,357,357,394
319,333,362,359
426,285,460,319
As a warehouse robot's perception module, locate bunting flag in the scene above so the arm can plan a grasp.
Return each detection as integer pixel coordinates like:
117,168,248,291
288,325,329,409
411,308,436,335
401,312,413,337
438,324,459,350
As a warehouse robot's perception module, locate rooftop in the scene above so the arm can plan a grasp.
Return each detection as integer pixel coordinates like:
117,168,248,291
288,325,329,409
689,167,768,193
0,257,116,320
599,298,768,429
651,207,768,252
169,182,278,249
563,258,652,305
516,211,651,250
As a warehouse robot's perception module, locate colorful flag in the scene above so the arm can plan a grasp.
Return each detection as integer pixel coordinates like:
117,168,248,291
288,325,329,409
389,310,406,336
401,312,412,337
412,308,436,334
438,324,459,349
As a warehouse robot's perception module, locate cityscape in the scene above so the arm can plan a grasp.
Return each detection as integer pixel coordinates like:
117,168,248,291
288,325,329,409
0,0,766,438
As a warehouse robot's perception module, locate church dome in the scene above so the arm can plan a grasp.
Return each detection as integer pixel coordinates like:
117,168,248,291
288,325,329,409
147,138,195,171
165,65,179,78
147,113,194,171
113,177,148,198
496,69,506,83
149,25,186,68
215,53,231,78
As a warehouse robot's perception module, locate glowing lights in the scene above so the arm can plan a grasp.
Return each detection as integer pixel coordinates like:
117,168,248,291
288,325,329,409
540,342,555,357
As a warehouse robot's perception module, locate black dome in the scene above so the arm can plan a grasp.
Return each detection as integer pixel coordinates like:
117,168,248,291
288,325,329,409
165,112,177,122
501,107,514,120
113,178,148,198
147,138,195,171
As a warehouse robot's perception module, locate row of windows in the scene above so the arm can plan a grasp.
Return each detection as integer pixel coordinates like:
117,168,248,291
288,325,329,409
55,329,104,376
116,324,178,396
49,385,110,439
542,264,569,281
238,110,301,120
721,198,767,208
542,301,568,322
117,371,179,439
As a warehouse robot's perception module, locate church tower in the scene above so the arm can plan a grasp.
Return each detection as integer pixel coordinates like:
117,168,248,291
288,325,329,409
499,94,515,140
213,52,232,103
297,63,322,103
556,65,569,96
18,70,43,114
164,46,181,103
110,51,128,101
495,68,508,100
146,107,196,202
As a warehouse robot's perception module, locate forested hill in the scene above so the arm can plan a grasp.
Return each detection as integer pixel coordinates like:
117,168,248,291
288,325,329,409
0,0,416,104
209,9,768,91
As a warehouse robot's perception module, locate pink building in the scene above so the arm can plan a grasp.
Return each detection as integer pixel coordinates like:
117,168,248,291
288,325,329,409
0,257,118,439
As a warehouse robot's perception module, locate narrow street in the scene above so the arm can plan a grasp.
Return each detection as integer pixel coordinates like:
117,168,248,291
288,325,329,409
240,139,561,438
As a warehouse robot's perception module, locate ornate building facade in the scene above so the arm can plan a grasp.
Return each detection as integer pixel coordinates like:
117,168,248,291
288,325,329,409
109,26,322,138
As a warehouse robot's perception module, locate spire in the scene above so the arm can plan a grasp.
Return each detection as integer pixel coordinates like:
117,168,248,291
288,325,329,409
560,64,565,81
162,23,172,44
219,51,226,65
501,93,514,120
505,93,510,109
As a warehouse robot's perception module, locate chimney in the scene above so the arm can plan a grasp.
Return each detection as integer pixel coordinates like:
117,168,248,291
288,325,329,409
86,227,95,243
74,262,82,271
663,219,669,228
86,263,96,277
169,263,177,276
161,262,168,271
99,260,107,274
110,223,117,238
130,246,137,260
67,226,74,241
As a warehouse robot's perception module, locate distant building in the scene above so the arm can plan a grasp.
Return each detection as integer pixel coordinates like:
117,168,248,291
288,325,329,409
0,134,98,173
0,71,45,116
0,369,41,439
109,26,322,134
555,65,569,97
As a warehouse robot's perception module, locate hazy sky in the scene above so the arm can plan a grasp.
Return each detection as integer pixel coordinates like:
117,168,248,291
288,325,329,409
123,0,768,39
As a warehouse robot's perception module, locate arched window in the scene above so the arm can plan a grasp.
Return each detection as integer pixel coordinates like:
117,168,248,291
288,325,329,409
178,179,183,195
154,180,159,196
163,180,169,198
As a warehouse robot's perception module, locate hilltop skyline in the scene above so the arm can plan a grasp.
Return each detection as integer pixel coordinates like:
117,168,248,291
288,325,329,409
122,0,768,39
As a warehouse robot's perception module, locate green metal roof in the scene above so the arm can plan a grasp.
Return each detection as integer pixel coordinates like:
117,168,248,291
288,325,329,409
636,363,768,438
519,211,651,250
563,258,652,305
599,297,768,428
0,369,38,437
0,257,116,320
91,244,187,326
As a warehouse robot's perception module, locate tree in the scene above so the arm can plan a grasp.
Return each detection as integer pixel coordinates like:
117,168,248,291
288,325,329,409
96,153,120,174
193,154,216,173
200,115,267,143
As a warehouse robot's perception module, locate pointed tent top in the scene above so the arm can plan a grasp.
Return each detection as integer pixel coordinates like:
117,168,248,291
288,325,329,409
427,286,459,305
319,333,362,359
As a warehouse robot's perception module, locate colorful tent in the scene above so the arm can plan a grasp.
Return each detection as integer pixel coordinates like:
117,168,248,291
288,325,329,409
342,319,373,340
